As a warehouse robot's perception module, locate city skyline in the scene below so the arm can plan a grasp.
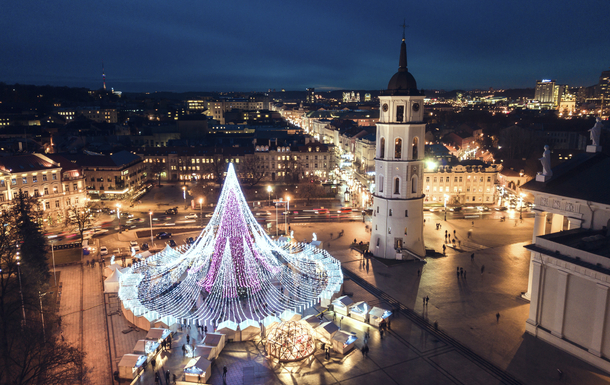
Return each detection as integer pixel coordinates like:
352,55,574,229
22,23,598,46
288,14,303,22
1,0,608,93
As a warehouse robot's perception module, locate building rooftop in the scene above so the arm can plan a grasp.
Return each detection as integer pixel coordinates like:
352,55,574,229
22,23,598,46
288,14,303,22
521,151,610,206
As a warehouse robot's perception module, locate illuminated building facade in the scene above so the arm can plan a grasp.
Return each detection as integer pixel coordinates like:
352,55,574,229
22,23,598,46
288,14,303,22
370,35,426,259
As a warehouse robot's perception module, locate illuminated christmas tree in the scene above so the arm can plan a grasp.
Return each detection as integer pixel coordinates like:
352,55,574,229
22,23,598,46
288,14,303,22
118,163,343,325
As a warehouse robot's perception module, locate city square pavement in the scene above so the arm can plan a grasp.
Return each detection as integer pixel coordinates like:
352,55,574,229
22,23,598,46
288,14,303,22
54,186,610,384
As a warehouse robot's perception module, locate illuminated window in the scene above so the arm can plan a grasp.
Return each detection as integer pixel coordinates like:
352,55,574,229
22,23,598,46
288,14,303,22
395,138,402,159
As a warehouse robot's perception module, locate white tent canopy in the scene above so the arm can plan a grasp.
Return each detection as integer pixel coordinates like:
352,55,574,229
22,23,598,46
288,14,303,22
315,321,339,342
104,268,123,293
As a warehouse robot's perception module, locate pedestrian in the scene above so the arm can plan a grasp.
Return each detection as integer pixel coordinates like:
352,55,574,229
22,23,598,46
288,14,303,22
333,313,336,322
468,230,472,238
182,344,186,356
472,221,474,227
361,345,365,356
380,329,384,339
173,373,177,384
417,269,420,277
198,373,202,384
364,344,369,357
481,265,485,274
458,240,461,248
151,357,156,371
354,238,357,244
457,270,460,279
471,253,474,262
166,370,170,383
453,230,456,236
330,232,333,239
457,266,460,272
223,365,228,380
204,325,208,334
496,312,500,323
423,296,425,306
186,334,190,344
426,296,429,305
442,244,446,255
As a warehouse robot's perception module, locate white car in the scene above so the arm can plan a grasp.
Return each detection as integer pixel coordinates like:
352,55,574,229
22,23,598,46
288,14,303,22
185,213,198,219
100,246,108,256
129,241,140,252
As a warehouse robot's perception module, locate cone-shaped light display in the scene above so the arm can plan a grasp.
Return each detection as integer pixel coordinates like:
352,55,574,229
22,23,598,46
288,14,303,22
118,163,343,325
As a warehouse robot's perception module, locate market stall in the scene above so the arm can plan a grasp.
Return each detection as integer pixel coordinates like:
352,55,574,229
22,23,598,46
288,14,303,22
184,356,212,383
118,354,146,380
194,345,214,361
216,320,238,341
315,321,339,343
132,339,160,358
332,296,353,316
201,333,225,360
348,301,370,323
331,330,357,355
145,327,171,344
301,314,320,330
239,319,261,341
368,306,392,327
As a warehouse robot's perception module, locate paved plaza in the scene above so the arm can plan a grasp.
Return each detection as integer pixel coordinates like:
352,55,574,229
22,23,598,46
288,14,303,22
55,205,610,384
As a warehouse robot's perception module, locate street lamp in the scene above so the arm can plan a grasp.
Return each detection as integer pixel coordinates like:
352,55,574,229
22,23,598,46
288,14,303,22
285,196,290,233
116,203,122,233
149,211,154,245
444,194,449,221
519,193,525,220
182,186,187,209
16,256,26,329
267,185,272,206
199,198,204,225
39,291,47,343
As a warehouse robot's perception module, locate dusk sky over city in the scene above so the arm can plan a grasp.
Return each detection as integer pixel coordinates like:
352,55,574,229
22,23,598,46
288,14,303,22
1,0,608,93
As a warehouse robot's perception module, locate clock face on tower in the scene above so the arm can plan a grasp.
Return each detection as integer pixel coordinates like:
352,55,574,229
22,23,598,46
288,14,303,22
382,103,389,112
412,103,420,112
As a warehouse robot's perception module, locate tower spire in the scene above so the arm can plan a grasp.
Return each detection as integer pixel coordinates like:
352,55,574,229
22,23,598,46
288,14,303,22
399,21,408,71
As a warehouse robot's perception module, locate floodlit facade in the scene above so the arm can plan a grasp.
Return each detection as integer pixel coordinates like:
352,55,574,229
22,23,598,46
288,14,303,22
370,35,425,259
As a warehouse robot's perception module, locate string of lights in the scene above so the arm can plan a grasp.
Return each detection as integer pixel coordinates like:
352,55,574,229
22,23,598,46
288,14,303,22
118,164,342,326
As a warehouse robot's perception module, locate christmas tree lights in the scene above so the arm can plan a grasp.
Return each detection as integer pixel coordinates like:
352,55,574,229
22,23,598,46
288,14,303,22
118,163,343,326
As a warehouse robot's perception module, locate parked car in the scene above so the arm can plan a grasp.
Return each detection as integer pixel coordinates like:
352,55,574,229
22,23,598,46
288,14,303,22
129,241,140,252
168,239,177,248
156,232,172,239
140,243,149,251
100,246,108,256
185,237,195,245
165,207,178,215
185,213,198,219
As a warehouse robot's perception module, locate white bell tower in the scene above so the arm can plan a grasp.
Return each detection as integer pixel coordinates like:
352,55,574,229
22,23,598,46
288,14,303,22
369,35,425,259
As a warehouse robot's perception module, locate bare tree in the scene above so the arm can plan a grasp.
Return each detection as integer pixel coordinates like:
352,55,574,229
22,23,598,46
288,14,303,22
65,203,96,243
202,155,226,184
241,154,266,187
149,161,165,187
297,182,326,202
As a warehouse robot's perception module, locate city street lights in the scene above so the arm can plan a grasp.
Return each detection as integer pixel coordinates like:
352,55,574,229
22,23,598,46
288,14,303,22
39,291,47,343
267,185,272,206
285,196,290,233
182,186,187,209
519,193,525,220
16,256,26,329
116,203,122,233
444,194,449,221
199,198,204,226
149,211,154,245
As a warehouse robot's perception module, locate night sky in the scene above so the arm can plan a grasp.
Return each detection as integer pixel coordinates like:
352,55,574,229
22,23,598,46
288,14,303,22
1,0,608,93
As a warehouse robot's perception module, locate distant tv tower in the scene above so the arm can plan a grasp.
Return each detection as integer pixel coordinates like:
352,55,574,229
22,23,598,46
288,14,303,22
102,62,106,90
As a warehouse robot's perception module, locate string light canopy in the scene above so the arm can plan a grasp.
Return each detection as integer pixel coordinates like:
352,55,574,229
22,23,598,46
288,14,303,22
118,163,343,326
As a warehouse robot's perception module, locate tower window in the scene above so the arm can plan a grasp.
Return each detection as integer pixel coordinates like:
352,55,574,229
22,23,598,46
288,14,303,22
389,209,393,216
377,206,379,213
394,177,400,194
376,238,380,246
379,137,385,159
395,138,402,159
412,137,419,159
396,106,404,122
405,210,408,217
